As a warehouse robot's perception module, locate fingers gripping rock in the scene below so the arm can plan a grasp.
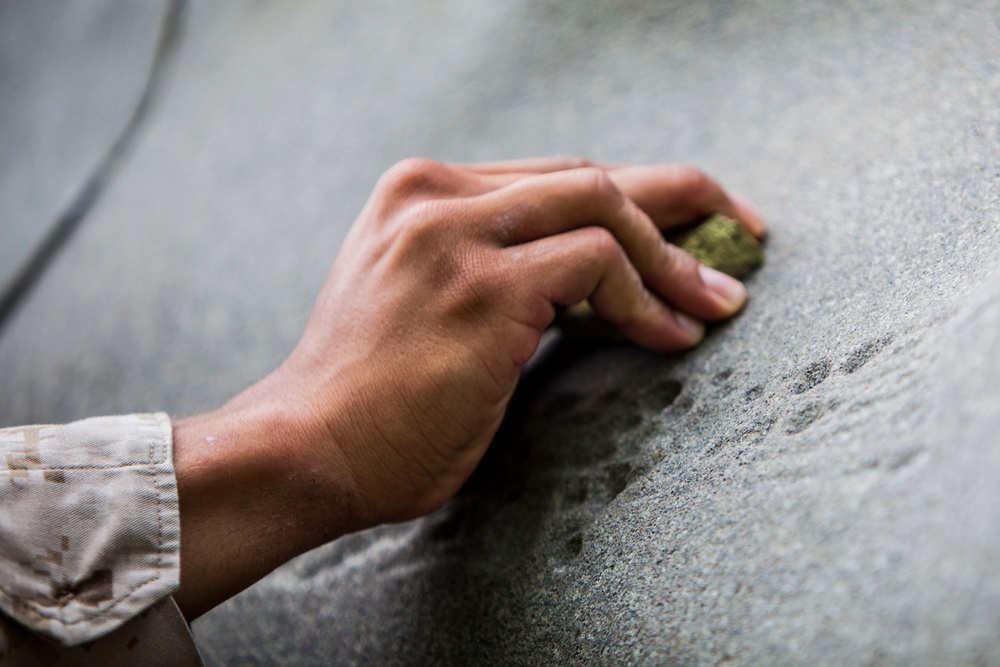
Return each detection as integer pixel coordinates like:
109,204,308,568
559,214,764,339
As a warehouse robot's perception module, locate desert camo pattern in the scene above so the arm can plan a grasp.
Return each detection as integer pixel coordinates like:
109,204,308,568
0,596,202,666
0,414,184,655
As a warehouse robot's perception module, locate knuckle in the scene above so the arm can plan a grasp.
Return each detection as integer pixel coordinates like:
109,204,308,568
587,226,623,261
666,164,715,197
397,200,450,245
614,309,640,332
576,167,624,209
396,224,464,289
561,155,594,169
618,282,656,330
663,241,700,277
391,202,485,290
379,157,451,196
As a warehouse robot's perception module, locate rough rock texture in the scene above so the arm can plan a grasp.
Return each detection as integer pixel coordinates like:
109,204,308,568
1,1,999,665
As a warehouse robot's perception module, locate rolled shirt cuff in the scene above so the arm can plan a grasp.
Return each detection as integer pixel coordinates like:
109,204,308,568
0,413,180,645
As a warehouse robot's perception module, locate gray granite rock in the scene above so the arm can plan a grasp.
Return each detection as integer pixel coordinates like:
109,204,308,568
1,0,999,664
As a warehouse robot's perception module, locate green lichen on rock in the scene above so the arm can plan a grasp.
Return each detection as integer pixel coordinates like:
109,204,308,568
666,214,765,280
558,214,765,339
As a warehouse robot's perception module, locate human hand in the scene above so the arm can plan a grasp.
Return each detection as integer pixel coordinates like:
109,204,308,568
172,157,765,618
280,157,764,524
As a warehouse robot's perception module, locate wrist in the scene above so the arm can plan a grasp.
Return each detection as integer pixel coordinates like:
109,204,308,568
171,376,355,619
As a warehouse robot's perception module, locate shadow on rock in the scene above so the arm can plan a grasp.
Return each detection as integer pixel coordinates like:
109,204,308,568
402,336,689,663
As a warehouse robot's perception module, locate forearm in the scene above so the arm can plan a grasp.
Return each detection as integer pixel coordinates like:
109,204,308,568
171,373,356,620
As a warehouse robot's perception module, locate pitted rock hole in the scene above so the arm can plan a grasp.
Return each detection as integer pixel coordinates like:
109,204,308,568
786,401,827,434
566,532,584,558
546,377,684,424
630,377,684,415
841,337,893,374
885,447,925,471
713,368,734,384
602,461,633,500
790,359,832,394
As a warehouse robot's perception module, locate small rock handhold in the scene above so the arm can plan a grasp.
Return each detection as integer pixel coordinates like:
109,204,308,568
667,213,765,280
558,214,764,339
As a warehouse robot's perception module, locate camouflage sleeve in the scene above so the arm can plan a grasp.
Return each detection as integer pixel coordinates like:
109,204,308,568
0,596,203,666
0,414,183,649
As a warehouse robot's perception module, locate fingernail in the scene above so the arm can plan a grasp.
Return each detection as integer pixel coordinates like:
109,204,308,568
674,311,705,342
732,195,767,237
699,264,747,311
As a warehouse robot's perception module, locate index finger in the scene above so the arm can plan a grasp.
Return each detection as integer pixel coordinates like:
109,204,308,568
452,159,767,238
608,164,767,238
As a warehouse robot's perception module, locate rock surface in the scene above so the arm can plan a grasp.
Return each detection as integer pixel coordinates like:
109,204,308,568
1,1,999,665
